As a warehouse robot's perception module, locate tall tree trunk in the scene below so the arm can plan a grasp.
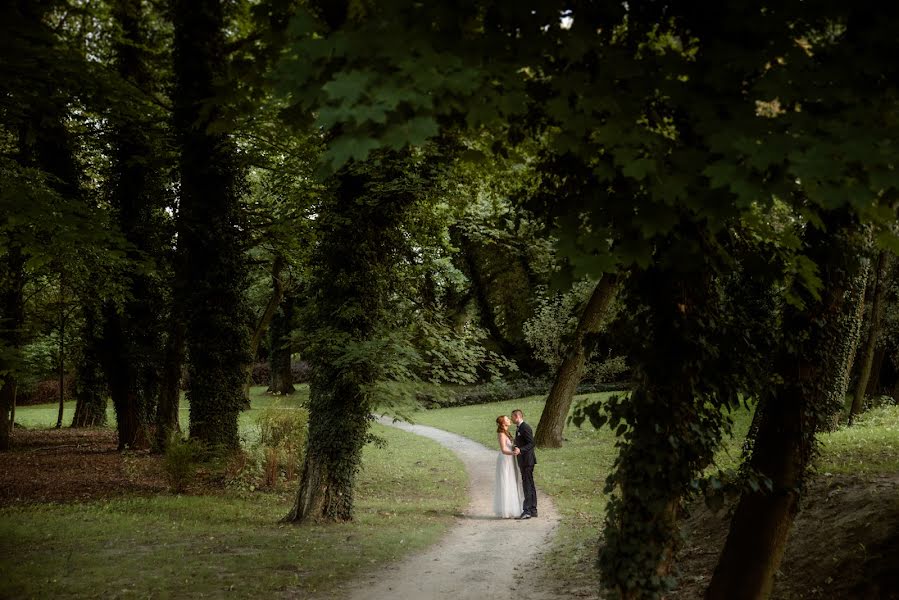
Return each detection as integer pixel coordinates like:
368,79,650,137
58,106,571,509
71,328,109,428
56,299,66,429
535,273,619,448
819,254,870,432
269,296,295,395
173,0,251,449
848,252,891,425
865,346,886,398
92,0,167,448
600,256,725,598
286,158,414,524
0,246,25,451
246,255,286,396
707,212,867,599
155,317,185,449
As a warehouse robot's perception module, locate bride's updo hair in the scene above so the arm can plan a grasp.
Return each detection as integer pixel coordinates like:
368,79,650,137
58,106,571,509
496,415,512,438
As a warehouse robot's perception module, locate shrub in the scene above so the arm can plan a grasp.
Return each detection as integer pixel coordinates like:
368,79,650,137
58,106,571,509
416,376,633,409
291,360,311,384
162,437,206,494
17,377,76,406
248,360,309,387
255,402,308,486
251,362,271,385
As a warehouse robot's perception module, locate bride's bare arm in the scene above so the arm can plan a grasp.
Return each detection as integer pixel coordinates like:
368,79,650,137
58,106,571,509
498,433,513,454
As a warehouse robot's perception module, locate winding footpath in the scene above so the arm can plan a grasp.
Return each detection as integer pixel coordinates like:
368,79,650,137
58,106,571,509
341,417,561,600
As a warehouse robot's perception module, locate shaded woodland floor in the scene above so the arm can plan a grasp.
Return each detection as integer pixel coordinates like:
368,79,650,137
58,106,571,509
0,428,169,506
675,474,899,600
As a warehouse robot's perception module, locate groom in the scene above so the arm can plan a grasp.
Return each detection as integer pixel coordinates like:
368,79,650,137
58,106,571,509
511,409,537,519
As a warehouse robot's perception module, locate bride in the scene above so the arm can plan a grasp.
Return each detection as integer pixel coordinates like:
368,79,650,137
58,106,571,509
493,415,524,518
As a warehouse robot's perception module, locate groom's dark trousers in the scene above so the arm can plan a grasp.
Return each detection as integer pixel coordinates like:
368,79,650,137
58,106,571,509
514,421,538,516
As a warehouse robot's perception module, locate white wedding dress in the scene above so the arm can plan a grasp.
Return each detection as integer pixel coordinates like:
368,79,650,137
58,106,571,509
493,433,524,518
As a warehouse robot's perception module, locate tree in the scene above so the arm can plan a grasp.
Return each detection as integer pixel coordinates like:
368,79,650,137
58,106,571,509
0,0,113,447
707,212,869,598
534,274,619,448
172,0,253,449
849,252,894,425
268,295,296,395
285,152,423,522
94,0,172,449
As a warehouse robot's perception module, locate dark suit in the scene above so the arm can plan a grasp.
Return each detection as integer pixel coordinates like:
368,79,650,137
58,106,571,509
514,421,537,516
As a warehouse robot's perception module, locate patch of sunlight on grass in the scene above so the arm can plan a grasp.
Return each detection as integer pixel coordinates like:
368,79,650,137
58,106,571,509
818,405,899,474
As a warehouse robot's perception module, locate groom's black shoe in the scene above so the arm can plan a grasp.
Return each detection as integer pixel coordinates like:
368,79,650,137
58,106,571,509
516,512,531,520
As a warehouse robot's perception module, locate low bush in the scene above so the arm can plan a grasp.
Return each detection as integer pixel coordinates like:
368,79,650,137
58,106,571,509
162,437,206,494
254,402,308,488
291,360,311,384
416,376,632,409
17,377,76,406
251,362,271,385
248,360,310,387
416,377,631,408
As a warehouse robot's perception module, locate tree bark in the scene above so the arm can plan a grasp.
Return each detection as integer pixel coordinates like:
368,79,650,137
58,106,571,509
848,252,891,425
707,212,866,599
173,0,252,449
535,273,619,448
819,254,870,432
598,242,736,597
0,247,25,451
56,298,66,429
269,296,295,395
155,318,185,450
246,255,286,396
865,346,886,398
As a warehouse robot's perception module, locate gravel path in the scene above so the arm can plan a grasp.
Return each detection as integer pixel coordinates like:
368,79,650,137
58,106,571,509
341,416,561,600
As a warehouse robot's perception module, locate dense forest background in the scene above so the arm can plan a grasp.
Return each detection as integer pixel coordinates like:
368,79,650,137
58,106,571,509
2,1,898,598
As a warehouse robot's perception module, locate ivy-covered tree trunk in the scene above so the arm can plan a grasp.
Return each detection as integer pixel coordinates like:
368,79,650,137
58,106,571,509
269,297,295,395
706,213,867,600
596,229,750,599
849,251,891,425
249,255,286,395
0,246,25,451
96,0,167,448
173,0,251,449
285,163,410,523
155,317,185,449
818,253,870,432
72,310,108,428
535,273,619,448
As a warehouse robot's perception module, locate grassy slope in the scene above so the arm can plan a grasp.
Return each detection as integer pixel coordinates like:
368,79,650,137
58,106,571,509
1,388,466,599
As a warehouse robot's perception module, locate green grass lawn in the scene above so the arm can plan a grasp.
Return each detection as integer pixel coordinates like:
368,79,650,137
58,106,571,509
13,385,311,442
0,421,466,599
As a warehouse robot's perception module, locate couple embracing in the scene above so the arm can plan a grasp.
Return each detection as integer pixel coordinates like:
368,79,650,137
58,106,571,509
493,409,538,520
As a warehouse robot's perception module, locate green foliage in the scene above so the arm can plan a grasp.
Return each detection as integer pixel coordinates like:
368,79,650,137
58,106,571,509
162,436,206,494
522,279,626,381
255,402,308,485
